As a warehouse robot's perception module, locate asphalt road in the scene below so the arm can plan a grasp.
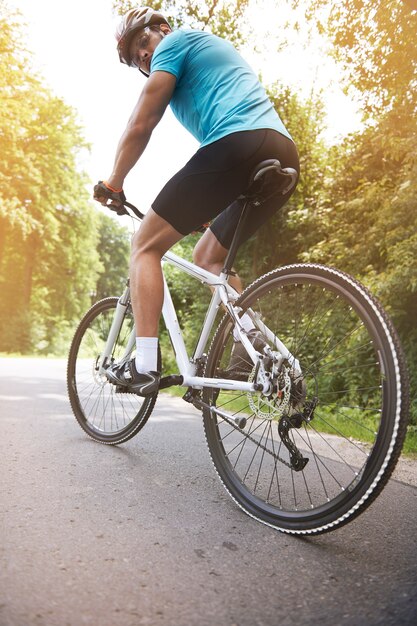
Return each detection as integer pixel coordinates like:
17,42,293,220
1,357,416,626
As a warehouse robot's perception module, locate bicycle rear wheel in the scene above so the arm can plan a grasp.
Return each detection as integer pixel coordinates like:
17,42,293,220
67,297,158,444
202,264,409,534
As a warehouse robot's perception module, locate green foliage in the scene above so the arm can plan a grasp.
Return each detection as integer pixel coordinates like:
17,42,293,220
303,113,417,423
301,0,417,116
238,84,327,281
2,0,415,444
298,0,417,424
95,213,131,300
0,2,102,354
113,0,251,47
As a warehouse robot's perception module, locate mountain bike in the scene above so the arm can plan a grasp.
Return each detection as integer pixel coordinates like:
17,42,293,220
67,159,409,535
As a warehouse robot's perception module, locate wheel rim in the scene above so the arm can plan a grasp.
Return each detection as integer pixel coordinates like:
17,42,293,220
204,269,400,529
69,300,147,438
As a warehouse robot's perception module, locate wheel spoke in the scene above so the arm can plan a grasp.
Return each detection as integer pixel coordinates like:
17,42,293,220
202,265,405,534
68,298,156,443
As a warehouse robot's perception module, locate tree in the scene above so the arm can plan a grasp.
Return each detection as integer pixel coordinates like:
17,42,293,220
0,1,101,354
113,0,251,47
95,213,131,300
238,85,327,282
301,0,417,116
297,0,417,423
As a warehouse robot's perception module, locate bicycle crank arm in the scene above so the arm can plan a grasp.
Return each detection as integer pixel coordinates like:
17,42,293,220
159,375,263,393
159,375,184,389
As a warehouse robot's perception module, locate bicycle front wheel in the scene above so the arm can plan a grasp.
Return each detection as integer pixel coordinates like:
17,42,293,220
203,264,409,534
67,297,158,444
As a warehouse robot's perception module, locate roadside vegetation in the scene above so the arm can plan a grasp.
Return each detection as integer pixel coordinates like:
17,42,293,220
1,0,415,452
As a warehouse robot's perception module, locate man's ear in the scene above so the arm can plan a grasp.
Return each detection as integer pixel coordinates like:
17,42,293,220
160,23,172,35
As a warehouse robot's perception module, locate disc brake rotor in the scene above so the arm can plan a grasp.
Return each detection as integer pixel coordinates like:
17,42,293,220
247,366,292,419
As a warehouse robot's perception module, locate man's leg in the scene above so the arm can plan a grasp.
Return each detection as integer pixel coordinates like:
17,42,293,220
193,228,266,378
106,209,183,395
192,228,243,293
130,208,183,338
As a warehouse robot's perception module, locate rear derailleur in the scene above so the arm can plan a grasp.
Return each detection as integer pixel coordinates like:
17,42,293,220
278,398,318,472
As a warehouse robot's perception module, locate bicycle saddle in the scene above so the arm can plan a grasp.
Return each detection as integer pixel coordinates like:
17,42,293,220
245,159,298,199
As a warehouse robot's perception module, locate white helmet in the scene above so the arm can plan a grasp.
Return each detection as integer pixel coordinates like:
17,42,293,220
115,6,170,68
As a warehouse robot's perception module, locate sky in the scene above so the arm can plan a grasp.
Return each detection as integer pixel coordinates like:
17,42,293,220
10,0,362,211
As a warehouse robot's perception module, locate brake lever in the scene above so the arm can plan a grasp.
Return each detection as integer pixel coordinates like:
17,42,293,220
108,201,129,216
106,200,144,220
123,201,145,220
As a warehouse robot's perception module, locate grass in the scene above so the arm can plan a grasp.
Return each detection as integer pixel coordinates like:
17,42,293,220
1,352,416,457
403,428,417,457
162,385,417,457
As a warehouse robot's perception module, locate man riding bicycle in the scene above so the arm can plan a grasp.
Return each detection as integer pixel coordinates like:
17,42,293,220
94,6,299,396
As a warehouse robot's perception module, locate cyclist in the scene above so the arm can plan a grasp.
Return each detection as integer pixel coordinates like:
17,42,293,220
94,6,299,396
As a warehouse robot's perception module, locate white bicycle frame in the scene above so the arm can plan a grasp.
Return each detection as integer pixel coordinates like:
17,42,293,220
99,248,300,394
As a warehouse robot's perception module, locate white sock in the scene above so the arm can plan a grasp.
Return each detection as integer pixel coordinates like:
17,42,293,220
233,313,255,341
135,337,159,374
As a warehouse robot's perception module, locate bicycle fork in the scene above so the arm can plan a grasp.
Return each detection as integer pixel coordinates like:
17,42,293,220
98,283,135,374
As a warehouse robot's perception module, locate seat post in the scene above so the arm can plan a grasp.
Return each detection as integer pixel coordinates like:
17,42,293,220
221,198,253,275
221,158,297,278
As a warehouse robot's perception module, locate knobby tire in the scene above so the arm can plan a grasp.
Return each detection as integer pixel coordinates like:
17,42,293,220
67,297,158,444
202,264,409,534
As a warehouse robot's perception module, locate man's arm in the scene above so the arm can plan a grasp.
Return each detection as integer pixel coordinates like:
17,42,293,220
105,71,176,191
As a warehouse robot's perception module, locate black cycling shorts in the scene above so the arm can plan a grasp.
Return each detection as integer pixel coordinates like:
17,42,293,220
152,129,299,249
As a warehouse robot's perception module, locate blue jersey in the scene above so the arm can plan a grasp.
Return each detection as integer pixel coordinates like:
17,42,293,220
150,29,292,147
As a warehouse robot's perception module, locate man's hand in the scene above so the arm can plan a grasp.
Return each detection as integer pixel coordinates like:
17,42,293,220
93,181,127,215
